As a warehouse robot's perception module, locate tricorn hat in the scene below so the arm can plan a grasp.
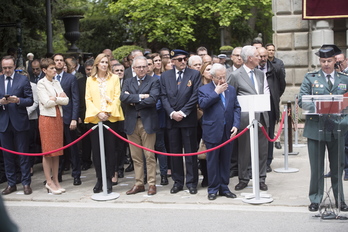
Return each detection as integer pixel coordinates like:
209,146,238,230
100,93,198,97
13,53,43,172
315,44,341,58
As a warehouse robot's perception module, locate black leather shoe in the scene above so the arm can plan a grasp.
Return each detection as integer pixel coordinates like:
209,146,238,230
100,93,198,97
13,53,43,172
275,142,282,149
23,185,32,195
339,202,348,211
2,185,17,195
208,193,217,200
125,163,134,172
118,169,124,178
308,203,319,212
260,182,268,191
73,177,81,186
170,186,183,194
235,182,248,191
266,165,272,173
93,179,102,193
220,191,237,198
188,187,197,194
160,175,168,185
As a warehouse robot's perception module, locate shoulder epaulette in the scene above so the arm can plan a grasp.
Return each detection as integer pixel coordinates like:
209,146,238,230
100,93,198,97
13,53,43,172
307,70,319,74
338,71,348,76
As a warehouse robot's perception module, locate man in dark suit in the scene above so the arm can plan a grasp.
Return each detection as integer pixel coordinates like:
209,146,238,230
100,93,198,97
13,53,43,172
160,49,201,194
53,54,81,186
258,47,286,172
227,45,270,191
198,63,241,200
30,59,45,84
299,44,348,212
121,56,160,195
0,55,33,195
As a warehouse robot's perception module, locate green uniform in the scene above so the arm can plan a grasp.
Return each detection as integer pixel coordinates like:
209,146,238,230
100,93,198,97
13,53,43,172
299,69,348,205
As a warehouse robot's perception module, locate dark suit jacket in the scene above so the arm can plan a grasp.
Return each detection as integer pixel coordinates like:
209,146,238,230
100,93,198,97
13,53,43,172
59,72,79,125
29,72,45,84
0,73,33,132
265,60,286,121
198,82,241,144
120,74,160,135
77,74,87,120
160,68,201,128
124,67,134,80
227,66,269,128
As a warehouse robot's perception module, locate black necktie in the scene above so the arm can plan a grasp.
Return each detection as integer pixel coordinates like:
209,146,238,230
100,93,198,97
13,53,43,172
177,71,183,89
6,76,12,95
327,75,333,90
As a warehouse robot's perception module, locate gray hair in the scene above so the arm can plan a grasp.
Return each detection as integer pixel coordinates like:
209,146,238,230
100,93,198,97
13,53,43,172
232,47,242,55
240,45,257,63
84,59,94,67
132,56,148,68
210,63,226,77
188,55,202,67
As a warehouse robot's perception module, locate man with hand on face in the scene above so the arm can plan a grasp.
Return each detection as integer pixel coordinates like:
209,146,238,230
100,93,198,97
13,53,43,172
0,55,33,195
121,56,160,195
160,49,201,194
198,63,241,200
299,44,348,212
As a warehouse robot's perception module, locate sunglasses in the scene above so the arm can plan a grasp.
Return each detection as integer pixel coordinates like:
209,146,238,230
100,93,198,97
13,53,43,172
114,69,124,72
173,57,188,62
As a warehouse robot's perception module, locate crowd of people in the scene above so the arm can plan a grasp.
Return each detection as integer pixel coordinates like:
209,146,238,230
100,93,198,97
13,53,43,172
0,42,347,210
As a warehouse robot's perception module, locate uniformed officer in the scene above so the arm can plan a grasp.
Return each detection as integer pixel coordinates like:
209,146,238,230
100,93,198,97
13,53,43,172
298,44,348,212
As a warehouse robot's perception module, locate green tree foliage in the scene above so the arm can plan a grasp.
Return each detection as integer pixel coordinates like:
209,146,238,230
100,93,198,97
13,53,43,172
108,0,273,50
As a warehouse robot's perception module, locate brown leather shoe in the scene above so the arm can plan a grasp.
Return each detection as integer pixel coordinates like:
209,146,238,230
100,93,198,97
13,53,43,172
126,185,145,195
23,185,32,195
148,185,156,195
2,185,17,195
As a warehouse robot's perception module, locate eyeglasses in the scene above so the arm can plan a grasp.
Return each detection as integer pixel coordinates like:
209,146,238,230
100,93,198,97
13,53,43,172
134,66,147,70
214,76,226,80
173,57,187,62
114,69,124,72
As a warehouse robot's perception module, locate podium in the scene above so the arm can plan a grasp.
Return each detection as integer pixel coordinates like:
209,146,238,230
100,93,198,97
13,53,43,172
237,94,273,204
301,94,348,217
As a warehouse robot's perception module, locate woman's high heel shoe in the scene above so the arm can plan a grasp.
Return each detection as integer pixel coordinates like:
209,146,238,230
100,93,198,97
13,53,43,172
59,188,66,193
45,183,62,195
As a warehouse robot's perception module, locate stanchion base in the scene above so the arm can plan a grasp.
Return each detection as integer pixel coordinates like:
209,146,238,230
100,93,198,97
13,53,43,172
91,192,120,201
242,197,273,204
293,144,306,148
241,192,272,199
274,167,299,173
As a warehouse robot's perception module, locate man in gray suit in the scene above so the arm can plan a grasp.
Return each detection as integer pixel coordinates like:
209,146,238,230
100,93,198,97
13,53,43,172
227,45,270,191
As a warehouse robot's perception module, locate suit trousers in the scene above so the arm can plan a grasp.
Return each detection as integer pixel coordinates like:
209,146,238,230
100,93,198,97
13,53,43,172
0,123,31,186
127,118,156,186
308,137,345,204
78,123,92,166
206,128,233,194
168,127,198,188
89,121,117,179
59,124,81,178
267,110,276,166
238,117,268,184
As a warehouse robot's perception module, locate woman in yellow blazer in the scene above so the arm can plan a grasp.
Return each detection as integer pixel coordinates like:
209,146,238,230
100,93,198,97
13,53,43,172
85,53,124,194
37,58,69,195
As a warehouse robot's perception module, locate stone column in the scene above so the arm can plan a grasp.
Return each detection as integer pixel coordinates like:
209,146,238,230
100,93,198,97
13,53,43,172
311,20,334,67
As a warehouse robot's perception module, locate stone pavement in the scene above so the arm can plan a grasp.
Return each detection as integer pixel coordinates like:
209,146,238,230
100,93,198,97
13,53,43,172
1,143,348,210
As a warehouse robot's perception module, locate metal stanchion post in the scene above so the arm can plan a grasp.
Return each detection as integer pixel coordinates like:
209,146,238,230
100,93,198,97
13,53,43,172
293,95,306,147
274,105,299,173
91,122,120,201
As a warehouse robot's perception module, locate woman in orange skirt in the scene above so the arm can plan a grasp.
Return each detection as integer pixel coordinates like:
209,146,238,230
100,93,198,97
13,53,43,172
37,58,69,194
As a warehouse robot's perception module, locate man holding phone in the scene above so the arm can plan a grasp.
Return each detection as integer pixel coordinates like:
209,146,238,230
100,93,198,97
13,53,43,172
0,55,33,195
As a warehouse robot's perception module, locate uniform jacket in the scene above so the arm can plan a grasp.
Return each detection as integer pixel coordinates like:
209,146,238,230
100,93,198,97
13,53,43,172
299,70,348,141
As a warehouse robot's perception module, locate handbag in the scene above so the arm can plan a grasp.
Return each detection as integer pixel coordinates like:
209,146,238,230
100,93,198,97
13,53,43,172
197,139,207,160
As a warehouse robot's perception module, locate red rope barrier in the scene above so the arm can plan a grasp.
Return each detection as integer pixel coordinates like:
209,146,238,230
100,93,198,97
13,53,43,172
107,126,250,157
260,110,286,142
0,128,95,156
